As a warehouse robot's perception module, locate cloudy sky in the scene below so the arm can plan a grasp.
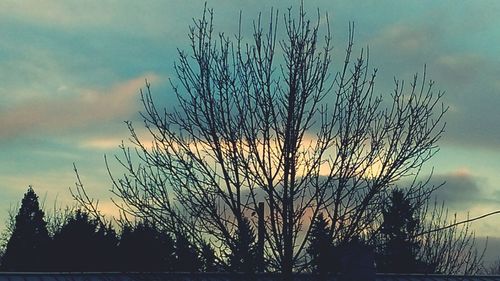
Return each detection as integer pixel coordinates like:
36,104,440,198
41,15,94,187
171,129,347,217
0,0,499,258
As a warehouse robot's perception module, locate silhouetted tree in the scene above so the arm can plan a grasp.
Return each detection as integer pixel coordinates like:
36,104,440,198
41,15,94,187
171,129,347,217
228,217,258,273
51,209,118,271
307,213,335,275
199,241,218,272
97,222,119,270
377,189,421,273
2,187,51,271
174,233,201,272
339,237,375,281
74,2,451,278
118,221,175,272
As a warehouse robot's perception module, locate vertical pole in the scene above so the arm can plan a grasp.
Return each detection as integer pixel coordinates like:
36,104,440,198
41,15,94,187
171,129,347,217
257,201,265,272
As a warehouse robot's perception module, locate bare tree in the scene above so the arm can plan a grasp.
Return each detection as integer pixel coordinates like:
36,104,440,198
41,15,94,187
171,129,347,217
484,258,500,275
71,163,113,227
98,3,448,278
416,202,486,275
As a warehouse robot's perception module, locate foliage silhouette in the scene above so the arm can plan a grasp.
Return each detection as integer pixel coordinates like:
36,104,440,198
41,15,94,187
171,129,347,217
307,213,335,275
2,187,51,271
118,221,175,272
174,233,202,272
228,216,258,273
0,186,483,274
339,237,375,281
51,209,118,271
377,189,423,273
199,241,218,272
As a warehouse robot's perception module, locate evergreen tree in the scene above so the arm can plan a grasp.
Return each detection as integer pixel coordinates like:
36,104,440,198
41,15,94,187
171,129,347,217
228,217,258,273
378,189,422,273
199,241,218,272
96,222,119,271
51,209,118,271
118,221,175,272
174,233,201,272
307,213,335,275
339,237,375,280
2,187,51,271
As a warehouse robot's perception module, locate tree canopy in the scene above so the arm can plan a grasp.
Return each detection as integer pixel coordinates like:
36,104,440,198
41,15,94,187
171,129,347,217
104,4,446,277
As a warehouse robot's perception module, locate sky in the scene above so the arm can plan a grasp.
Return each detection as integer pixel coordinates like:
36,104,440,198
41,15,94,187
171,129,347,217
0,0,499,260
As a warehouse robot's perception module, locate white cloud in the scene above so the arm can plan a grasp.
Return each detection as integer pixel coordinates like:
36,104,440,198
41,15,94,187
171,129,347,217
0,73,161,140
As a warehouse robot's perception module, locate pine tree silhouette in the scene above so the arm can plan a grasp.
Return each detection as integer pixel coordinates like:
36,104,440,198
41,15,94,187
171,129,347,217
228,217,258,273
378,189,422,273
2,187,51,271
199,241,218,272
307,213,335,275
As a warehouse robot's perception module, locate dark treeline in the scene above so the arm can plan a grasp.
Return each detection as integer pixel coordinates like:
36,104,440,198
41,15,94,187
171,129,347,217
0,187,480,274
1,187,214,272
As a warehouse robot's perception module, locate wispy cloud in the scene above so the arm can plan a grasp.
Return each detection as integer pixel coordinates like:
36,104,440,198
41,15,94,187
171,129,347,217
0,73,160,140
